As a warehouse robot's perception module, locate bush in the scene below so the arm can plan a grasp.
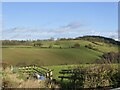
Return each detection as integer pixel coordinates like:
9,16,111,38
96,52,120,64
73,43,80,48
2,67,60,89
59,64,119,89
85,44,93,49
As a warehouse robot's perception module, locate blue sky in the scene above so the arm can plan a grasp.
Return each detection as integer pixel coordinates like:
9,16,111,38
2,2,118,40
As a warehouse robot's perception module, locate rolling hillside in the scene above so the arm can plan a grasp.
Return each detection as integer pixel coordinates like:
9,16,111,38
2,36,119,66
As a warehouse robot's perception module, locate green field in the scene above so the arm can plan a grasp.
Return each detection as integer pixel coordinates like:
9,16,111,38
2,39,119,66
2,47,102,66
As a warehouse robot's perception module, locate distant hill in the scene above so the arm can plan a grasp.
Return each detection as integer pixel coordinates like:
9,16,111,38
75,35,120,45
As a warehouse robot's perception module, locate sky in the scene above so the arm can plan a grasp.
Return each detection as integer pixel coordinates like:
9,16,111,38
1,0,120,2
2,2,118,40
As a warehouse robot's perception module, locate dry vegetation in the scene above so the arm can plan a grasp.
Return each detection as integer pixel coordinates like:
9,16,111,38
2,67,60,89
1,64,120,89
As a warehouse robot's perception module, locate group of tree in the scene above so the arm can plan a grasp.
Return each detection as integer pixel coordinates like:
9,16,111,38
72,43,80,48
75,36,120,45
33,42,43,47
2,40,32,46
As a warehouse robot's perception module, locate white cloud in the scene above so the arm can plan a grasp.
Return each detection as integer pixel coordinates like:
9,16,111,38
2,22,118,40
88,30,118,41
62,22,83,29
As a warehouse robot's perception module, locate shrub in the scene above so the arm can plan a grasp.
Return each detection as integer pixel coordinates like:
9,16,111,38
85,44,93,49
96,52,120,64
73,43,80,48
59,64,119,89
2,67,60,89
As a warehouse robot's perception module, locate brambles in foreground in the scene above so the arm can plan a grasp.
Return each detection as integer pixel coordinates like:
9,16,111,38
2,67,60,89
58,64,120,89
1,64,119,89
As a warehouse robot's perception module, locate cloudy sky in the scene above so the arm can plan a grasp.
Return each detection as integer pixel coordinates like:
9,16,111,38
2,2,118,40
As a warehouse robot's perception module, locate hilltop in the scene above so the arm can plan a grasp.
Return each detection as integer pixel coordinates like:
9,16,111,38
75,36,120,45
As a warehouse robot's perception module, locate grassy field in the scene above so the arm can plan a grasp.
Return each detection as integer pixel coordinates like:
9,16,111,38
2,40,119,66
2,47,102,66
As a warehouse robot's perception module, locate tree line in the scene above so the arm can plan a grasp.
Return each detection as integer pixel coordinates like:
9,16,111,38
75,36,120,45
1,36,120,46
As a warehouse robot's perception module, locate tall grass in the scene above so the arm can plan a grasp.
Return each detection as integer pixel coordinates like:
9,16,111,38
2,67,60,88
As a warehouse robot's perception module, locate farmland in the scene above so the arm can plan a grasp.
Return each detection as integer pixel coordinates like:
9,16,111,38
2,47,102,66
2,37,119,66
1,36,120,89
